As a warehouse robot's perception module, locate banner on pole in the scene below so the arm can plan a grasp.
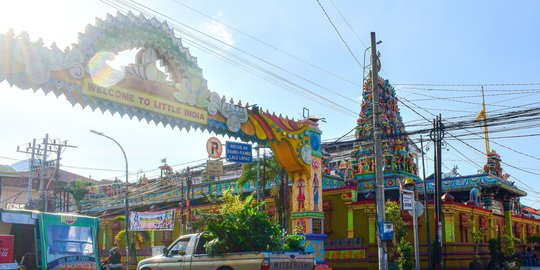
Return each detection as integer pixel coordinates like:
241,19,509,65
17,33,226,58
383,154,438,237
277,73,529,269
129,209,175,231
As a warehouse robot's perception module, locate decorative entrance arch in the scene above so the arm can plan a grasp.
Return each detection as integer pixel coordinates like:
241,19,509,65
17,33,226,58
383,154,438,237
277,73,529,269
0,12,327,266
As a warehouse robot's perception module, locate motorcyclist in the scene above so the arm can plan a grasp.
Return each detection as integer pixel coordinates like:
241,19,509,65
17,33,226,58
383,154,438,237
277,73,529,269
101,247,122,270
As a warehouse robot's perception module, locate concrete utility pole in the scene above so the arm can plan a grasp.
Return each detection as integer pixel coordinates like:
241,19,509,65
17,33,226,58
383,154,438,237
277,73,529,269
18,139,37,207
18,136,77,211
370,32,388,270
431,115,445,270
256,145,261,204
38,133,50,210
420,136,432,269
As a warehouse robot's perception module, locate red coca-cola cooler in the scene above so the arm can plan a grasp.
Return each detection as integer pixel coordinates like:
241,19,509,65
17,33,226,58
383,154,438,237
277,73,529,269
0,235,14,263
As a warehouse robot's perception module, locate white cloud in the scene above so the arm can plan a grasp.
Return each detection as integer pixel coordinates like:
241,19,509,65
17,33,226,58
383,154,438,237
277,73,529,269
203,21,235,47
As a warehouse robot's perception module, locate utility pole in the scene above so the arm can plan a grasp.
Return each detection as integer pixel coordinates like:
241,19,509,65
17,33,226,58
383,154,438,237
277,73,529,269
420,135,432,269
370,32,388,270
38,133,50,211
186,167,192,234
256,145,261,204
45,143,61,212
18,136,76,212
180,170,185,235
16,139,37,207
430,115,444,269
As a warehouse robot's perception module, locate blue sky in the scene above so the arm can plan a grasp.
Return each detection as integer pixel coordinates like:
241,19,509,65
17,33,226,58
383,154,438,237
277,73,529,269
1,0,539,205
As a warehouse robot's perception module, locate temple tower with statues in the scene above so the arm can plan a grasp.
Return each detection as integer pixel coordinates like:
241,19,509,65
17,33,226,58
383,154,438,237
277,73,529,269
349,76,421,200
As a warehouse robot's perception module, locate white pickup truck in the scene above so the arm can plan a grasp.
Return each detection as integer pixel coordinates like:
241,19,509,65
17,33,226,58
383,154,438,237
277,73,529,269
137,233,315,270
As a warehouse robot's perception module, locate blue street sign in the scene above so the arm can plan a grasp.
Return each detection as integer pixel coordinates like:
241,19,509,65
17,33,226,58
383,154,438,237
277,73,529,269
225,141,253,164
379,221,394,241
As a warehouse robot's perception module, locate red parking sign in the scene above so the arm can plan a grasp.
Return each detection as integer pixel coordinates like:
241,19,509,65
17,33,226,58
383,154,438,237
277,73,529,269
206,137,223,158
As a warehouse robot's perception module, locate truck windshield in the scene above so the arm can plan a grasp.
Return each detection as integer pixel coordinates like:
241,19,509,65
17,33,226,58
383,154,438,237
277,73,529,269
46,225,95,263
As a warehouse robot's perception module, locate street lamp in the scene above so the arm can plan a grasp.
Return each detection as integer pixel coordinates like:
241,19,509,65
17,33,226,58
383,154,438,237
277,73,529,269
362,40,382,86
89,129,130,268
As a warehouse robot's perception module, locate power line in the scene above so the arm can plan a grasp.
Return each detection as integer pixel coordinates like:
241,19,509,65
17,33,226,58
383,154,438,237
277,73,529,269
394,83,540,87
170,0,363,89
398,86,540,93
327,0,369,49
102,0,360,117
401,90,540,101
315,0,363,69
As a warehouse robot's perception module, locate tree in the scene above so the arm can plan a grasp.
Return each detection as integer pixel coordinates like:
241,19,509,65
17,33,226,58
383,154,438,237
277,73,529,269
199,190,303,256
112,215,150,264
385,201,413,269
237,154,284,219
237,154,280,195
469,213,485,270
65,178,92,213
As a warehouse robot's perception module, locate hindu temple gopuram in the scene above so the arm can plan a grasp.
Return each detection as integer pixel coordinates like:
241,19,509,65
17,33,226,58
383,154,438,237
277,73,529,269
320,76,537,269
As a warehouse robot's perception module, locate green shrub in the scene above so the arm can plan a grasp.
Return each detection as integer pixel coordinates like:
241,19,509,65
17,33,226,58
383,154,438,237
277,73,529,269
200,191,282,255
283,234,305,252
397,239,414,270
527,234,540,244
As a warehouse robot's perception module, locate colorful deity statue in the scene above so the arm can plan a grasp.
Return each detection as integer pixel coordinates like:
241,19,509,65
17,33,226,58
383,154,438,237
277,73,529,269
484,150,503,178
469,187,481,206
297,174,306,212
313,173,320,210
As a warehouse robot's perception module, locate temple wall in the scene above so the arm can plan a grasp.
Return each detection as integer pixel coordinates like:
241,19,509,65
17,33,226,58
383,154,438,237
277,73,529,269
322,189,540,270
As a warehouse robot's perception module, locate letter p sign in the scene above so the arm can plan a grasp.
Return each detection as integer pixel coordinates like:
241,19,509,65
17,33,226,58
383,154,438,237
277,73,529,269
206,137,223,159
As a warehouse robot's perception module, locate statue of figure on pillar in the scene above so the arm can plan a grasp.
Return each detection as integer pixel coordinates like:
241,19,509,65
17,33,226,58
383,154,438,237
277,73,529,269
296,173,306,212
313,173,320,210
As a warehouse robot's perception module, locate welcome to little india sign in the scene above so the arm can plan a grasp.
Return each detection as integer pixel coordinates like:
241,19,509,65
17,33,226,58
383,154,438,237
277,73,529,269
83,78,208,125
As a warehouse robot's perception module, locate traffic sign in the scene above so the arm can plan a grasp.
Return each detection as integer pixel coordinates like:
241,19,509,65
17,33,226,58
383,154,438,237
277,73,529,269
401,190,414,211
206,160,224,177
408,201,424,218
206,137,223,159
225,141,252,164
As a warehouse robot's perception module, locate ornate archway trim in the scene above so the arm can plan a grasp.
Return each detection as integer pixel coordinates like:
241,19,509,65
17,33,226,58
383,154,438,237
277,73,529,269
0,13,316,174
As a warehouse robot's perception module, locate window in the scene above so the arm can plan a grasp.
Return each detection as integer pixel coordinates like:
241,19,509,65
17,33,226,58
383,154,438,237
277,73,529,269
196,235,213,254
46,225,94,263
169,238,190,255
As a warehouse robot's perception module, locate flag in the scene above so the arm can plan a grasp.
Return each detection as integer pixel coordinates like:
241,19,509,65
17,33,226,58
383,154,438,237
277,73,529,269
476,109,486,122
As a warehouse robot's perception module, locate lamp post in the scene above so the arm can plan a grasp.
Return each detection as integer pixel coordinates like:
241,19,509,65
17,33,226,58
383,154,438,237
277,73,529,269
90,130,130,269
362,40,382,86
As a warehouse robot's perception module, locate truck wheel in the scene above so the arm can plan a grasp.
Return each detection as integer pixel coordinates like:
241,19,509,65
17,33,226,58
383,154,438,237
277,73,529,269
217,267,233,270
